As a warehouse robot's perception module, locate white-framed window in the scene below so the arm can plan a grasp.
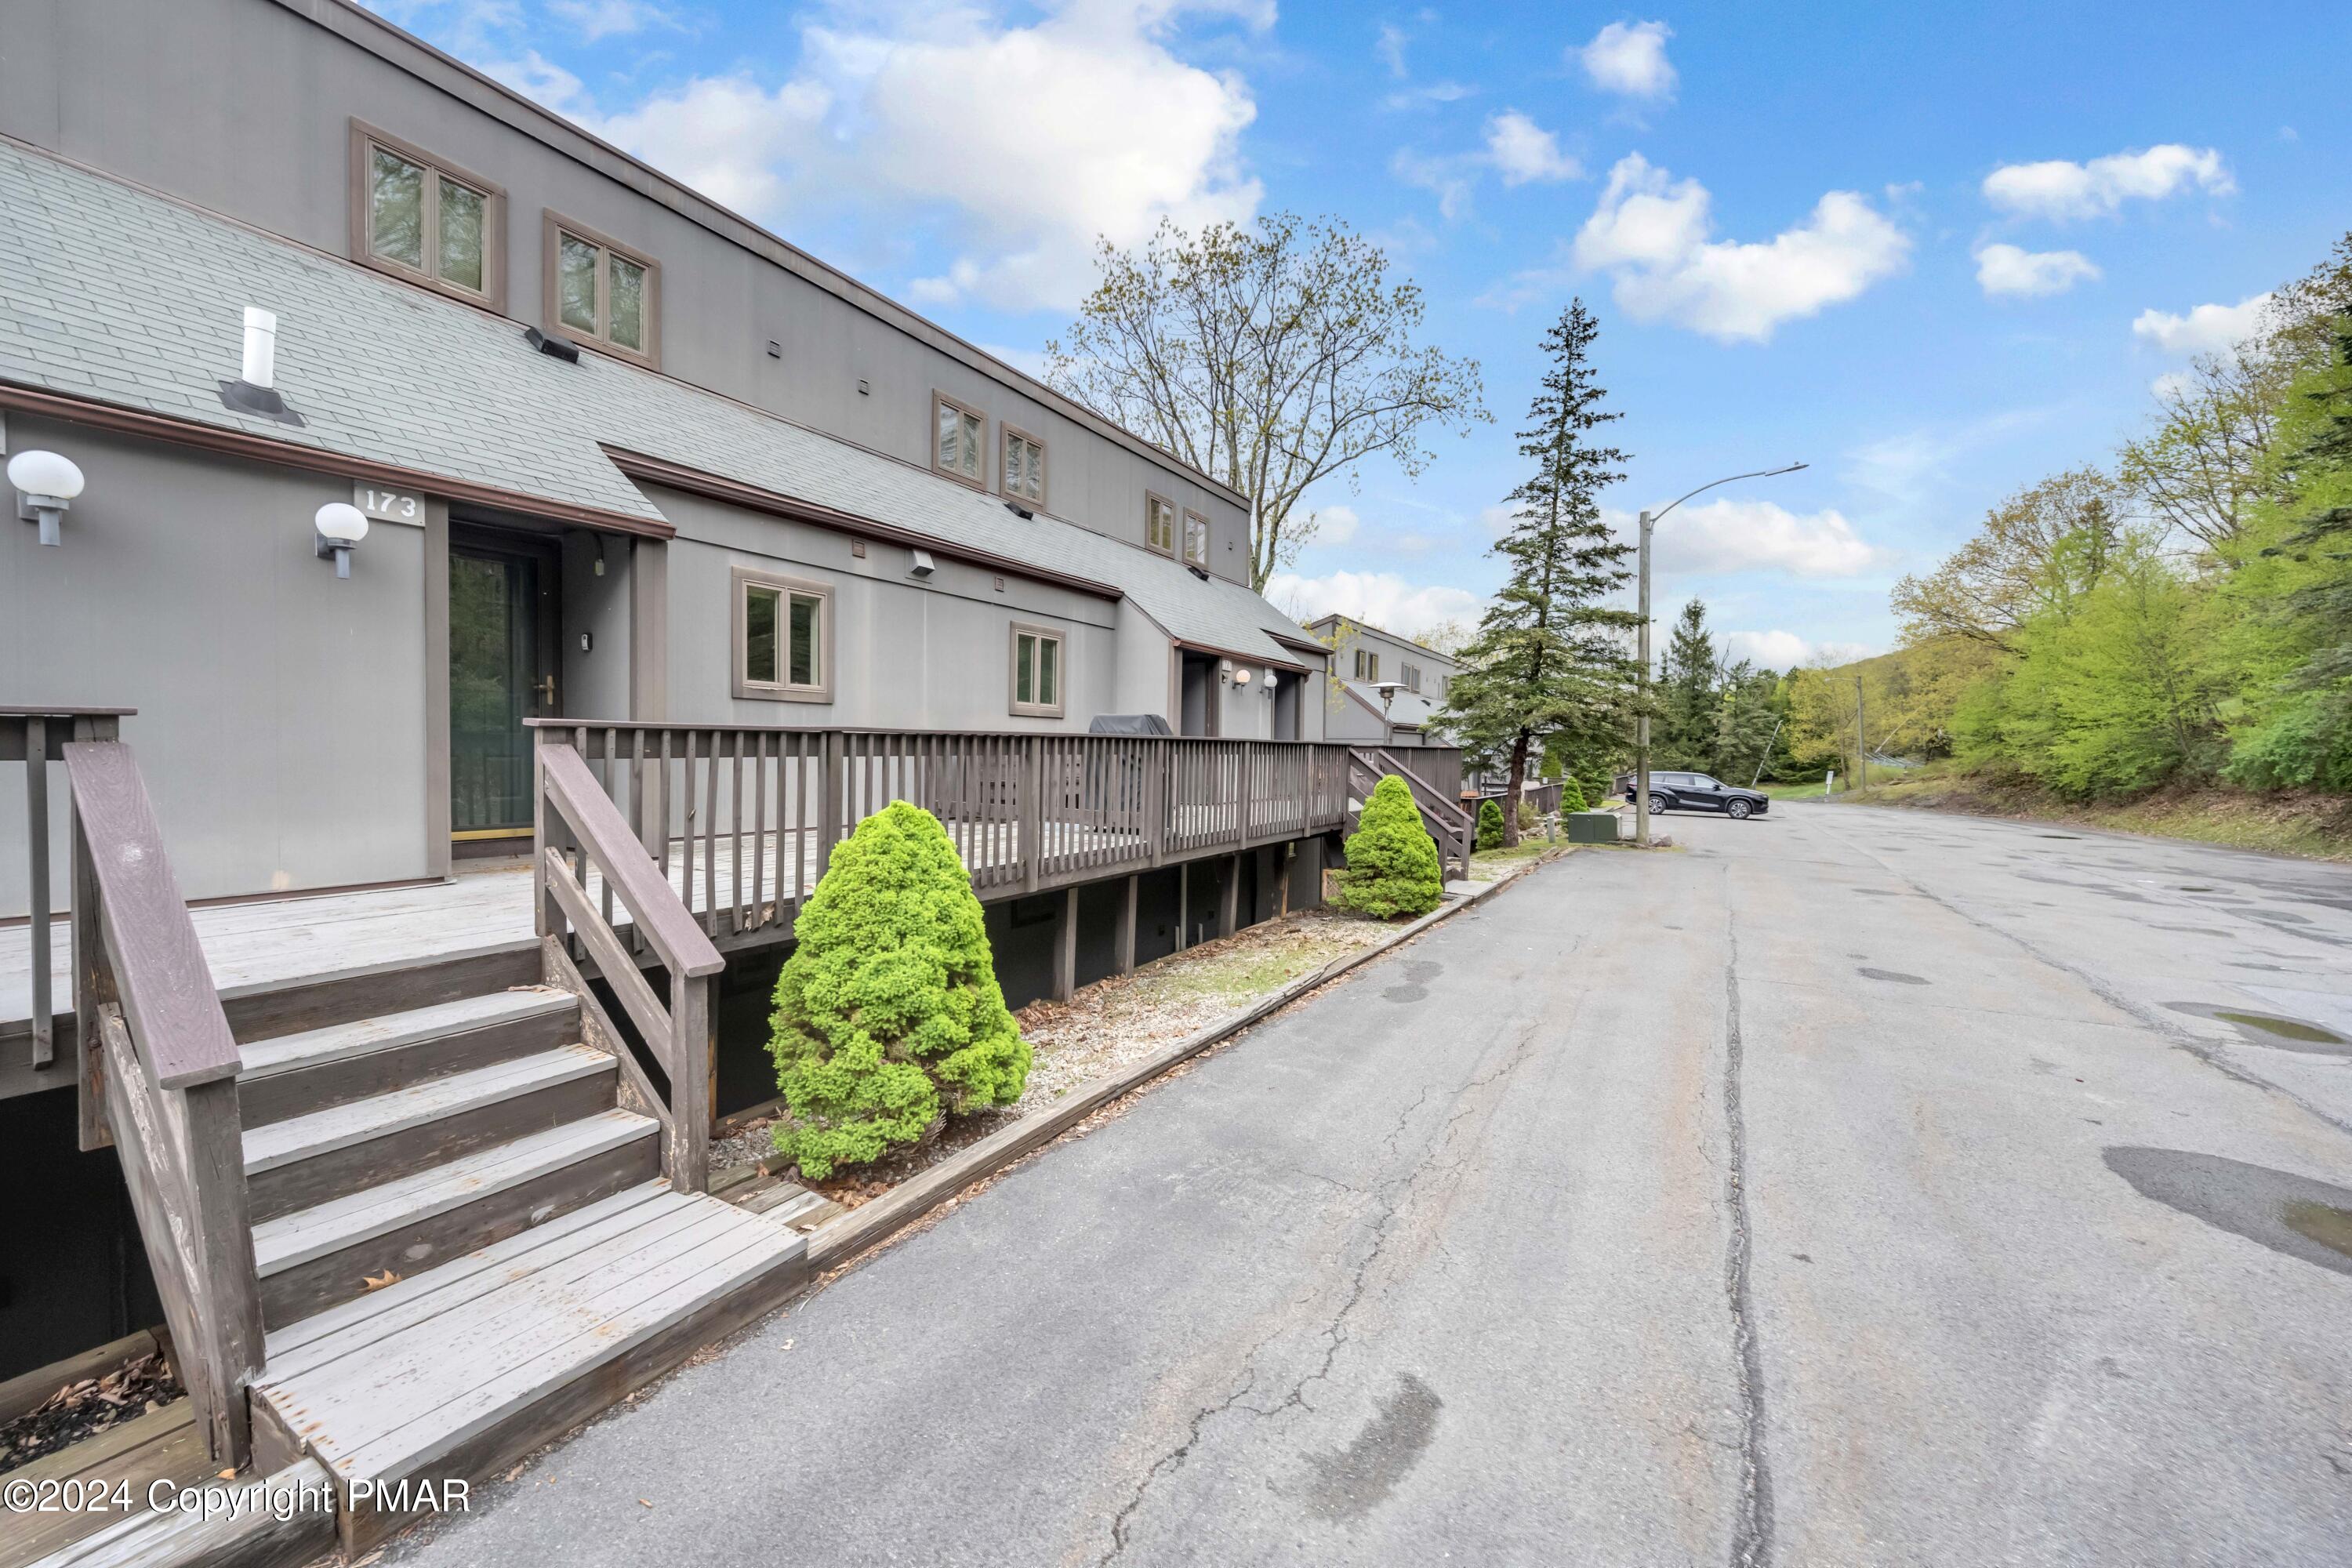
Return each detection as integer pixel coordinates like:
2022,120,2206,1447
732,566,833,703
544,212,658,365
1403,662,1421,693
1353,648,1380,682
933,391,986,488
1002,426,1047,506
1009,622,1065,718
1145,493,1177,555
1182,508,1210,566
351,122,503,307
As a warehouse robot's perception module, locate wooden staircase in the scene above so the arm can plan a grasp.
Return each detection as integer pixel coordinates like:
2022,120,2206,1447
28,733,808,1564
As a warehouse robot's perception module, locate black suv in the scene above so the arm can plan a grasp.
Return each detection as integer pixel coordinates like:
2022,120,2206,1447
1624,771,1770,820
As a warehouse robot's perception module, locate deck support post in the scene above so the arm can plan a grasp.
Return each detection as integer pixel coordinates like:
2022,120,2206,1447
1052,886,1079,1002
1220,852,1241,938
1176,864,1189,952
1116,873,1138,975
24,716,51,1068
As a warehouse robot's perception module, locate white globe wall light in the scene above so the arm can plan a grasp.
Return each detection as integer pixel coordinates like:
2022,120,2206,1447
10,449,85,547
314,501,369,579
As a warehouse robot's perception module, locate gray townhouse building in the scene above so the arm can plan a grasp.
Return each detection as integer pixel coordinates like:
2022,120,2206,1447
1308,613,1462,749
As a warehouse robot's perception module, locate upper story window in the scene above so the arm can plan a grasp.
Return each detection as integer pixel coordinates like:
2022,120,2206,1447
732,566,833,703
1145,493,1177,556
1010,622,1065,718
1182,509,1210,567
1352,648,1381,682
1403,662,1421,693
1001,426,1047,507
932,391,986,489
544,212,659,366
351,122,503,308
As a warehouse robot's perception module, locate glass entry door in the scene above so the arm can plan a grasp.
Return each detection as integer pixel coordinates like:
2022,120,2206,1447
450,534,561,840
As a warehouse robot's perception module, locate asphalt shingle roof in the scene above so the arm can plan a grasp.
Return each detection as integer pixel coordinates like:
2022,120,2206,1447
0,143,1312,667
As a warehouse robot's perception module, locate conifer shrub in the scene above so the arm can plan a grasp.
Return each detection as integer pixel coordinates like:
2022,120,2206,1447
1476,797,1505,851
1517,800,1541,833
768,800,1029,1180
1337,775,1444,918
1559,776,1588,813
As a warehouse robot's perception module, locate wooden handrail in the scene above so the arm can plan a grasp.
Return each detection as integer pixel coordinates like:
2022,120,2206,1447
60,739,260,1469
541,746,724,979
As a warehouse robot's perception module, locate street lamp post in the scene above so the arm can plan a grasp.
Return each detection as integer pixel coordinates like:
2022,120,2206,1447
1634,463,1808,847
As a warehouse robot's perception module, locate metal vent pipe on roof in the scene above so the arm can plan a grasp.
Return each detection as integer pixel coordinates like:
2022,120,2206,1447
241,307,278,389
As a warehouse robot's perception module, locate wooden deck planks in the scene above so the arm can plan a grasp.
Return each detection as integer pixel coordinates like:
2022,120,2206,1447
241,1045,611,1174
237,989,573,1080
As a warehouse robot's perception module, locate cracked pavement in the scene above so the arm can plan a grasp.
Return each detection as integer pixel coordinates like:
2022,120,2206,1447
394,804,2352,1566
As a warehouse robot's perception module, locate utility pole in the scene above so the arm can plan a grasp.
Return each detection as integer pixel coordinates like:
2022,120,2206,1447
1632,463,1807,848
1749,716,1784,788
1853,675,1867,796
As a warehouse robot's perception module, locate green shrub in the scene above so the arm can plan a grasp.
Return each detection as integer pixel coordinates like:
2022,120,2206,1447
768,800,1029,1180
1516,800,1541,833
1475,797,1505,851
1338,775,1444,918
1559,776,1588,812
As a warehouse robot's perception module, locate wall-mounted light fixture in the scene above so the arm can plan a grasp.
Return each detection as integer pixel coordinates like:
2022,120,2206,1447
1261,667,1279,697
10,449,84,546
314,501,368,578
1233,666,1253,688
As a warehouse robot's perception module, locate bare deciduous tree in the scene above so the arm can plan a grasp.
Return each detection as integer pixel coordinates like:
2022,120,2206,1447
1045,213,1488,588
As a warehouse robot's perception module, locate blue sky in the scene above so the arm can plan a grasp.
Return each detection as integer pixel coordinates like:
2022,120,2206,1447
386,0,2352,667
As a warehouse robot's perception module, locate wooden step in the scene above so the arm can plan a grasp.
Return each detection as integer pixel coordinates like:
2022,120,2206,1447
251,1110,659,1330
250,1183,806,1555
237,988,579,1127
242,1045,616,1222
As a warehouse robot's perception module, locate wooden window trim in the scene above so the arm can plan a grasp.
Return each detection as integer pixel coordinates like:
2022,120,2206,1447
541,209,662,369
1144,490,1177,557
931,390,987,491
1000,423,1047,509
1008,621,1068,719
348,119,506,312
730,564,834,703
1181,507,1210,567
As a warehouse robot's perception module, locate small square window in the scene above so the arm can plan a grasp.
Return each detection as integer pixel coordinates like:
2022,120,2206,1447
1002,426,1046,506
543,211,660,366
1010,622,1066,718
1182,509,1210,567
352,122,503,308
733,567,833,703
933,392,985,488
1145,493,1177,556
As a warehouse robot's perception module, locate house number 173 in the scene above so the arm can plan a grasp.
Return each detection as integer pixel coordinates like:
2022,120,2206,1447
354,483,426,524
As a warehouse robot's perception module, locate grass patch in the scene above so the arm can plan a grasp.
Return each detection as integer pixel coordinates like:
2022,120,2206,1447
1468,838,1560,880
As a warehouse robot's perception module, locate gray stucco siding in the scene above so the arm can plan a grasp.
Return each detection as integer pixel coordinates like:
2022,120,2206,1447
0,416,430,910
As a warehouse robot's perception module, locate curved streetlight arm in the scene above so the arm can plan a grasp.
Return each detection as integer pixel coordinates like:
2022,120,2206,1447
1647,463,1808,529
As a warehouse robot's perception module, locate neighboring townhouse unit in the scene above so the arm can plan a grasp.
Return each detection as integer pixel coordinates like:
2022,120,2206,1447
1308,614,1464,749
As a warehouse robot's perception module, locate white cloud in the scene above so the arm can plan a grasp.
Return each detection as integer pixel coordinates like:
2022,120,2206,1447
1577,20,1675,100
1572,154,1909,341
1307,503,1360,545
1641,499,1882,578
1981,144,2232,220
546,0,675,41
1375,21,1408,78
1381,81,1475,111
1973,242,2100,298
1722,630,1876,670
491,1,1265,314
2132,292,2274,355
1391,149,1476,223
1264,569,1484,639
2151,370,2194,401
1485,111,1580,186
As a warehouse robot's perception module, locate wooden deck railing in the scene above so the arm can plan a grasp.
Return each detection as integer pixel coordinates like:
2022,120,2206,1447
1351,745,1475,871
535,742,725,1192
61,739,261,1469
527,723,1375,945
4,706,132,1069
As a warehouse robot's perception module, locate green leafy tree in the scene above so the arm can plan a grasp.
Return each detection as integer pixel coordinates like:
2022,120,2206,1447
1475,797,1505,851
1439,299,1639,845
1337,775,1443,918
768,803,1029,1180
1045,213,1488,587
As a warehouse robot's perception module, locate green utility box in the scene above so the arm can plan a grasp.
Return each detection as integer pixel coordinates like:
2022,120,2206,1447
1566,811,1621,844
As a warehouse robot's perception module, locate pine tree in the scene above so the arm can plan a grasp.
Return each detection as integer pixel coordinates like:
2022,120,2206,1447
1438,301,1638,844
1657,599,1720,769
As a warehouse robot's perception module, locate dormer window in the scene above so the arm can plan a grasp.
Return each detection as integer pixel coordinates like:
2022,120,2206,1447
933,391,985,489
351,122,503,308
543,212,659,367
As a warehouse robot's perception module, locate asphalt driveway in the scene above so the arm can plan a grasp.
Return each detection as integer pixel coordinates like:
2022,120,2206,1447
393,803,2352,1567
